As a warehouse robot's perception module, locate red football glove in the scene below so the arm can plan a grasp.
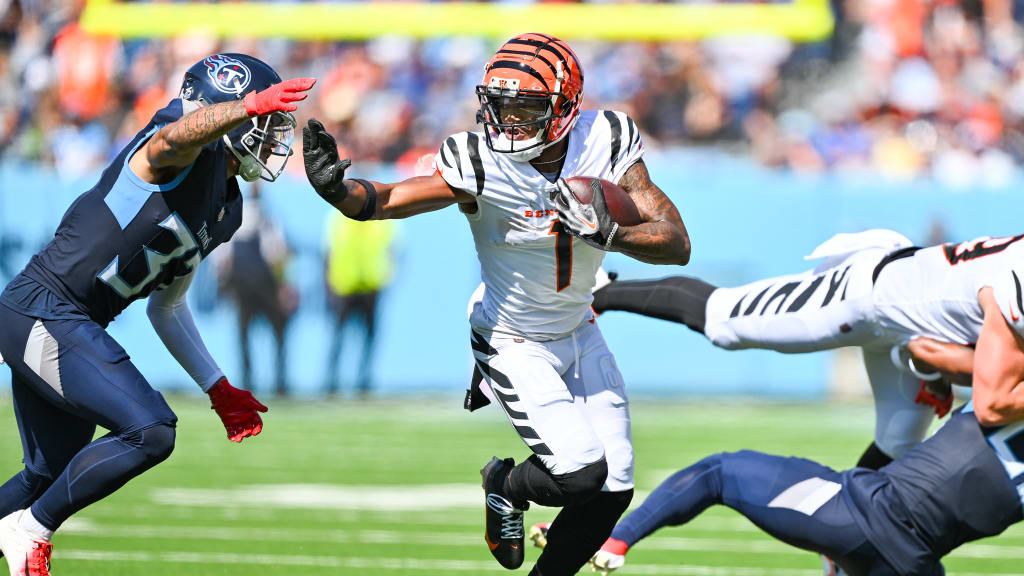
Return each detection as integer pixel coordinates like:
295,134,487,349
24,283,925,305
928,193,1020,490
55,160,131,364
914,379,953,418
208,378,269,443
244,78,316,116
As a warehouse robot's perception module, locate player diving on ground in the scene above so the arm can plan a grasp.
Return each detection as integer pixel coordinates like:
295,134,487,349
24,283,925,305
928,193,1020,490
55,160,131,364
550,232,1024,574
592,229,975,469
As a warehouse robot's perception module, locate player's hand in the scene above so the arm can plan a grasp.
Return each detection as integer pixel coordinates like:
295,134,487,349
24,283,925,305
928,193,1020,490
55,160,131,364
890,344,943,381
915,378,953,418
303,118,352,204
208,378,269,443
244,78,316,116
554,178,619,251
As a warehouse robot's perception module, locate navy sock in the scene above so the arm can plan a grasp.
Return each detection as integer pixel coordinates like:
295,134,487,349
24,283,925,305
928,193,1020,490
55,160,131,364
31,424,175,531
611,455,723,546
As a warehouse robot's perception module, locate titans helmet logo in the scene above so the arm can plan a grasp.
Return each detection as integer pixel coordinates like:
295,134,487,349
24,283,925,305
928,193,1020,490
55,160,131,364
204,54,251,96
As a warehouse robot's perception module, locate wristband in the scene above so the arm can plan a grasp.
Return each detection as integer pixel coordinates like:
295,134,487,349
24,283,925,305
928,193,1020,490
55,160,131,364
350,178,377,221
891,345,942,381
604,222,619,250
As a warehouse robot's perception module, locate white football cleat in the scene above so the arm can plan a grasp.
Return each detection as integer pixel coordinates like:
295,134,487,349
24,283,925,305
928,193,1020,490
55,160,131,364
0,511,52,576
528,522,550,549
531,522,628,575
591,547,626,575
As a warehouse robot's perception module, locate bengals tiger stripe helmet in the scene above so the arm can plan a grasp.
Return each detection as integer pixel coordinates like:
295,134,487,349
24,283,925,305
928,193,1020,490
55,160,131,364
476,33,584,162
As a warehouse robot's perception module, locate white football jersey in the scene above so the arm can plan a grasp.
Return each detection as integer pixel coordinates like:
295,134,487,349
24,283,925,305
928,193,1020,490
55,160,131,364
872,235,1024,345
435,110,645,339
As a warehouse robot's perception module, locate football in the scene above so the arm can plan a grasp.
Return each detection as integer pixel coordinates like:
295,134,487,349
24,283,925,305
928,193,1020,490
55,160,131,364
563,177,643,226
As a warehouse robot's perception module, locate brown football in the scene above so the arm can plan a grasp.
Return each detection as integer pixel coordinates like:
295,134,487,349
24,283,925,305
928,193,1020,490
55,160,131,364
563,177,643,227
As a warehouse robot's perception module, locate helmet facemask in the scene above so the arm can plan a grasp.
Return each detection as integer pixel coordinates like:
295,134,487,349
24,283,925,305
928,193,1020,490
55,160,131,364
476,77,567,163
224,111,296,182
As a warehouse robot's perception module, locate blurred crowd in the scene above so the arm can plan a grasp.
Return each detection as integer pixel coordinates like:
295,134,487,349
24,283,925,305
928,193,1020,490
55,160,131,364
3,0,1024,185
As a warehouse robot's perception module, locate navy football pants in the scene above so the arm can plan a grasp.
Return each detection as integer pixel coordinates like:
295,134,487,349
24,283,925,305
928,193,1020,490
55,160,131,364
612,450,904,576
0,303,177,530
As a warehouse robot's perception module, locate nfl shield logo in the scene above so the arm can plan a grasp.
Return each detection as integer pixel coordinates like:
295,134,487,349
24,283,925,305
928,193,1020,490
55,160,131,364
204,54,252,96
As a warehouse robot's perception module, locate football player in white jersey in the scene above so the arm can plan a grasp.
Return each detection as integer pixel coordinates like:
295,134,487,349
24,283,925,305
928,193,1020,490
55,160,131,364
565,232,1024,575
591,229,972,471
302,33,690,576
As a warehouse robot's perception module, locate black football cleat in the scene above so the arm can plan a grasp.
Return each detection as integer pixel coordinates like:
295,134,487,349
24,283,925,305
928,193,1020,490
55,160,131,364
481,457,528,570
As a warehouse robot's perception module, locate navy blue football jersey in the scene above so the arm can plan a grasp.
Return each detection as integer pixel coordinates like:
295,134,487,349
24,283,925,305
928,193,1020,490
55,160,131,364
842,407,1023,574
0,99,242,327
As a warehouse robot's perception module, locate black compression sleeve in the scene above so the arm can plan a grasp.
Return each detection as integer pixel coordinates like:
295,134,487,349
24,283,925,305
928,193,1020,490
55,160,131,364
591,276,717,334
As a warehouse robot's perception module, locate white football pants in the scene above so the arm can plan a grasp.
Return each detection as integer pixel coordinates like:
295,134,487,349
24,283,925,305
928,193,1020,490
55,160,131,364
471,321,634,492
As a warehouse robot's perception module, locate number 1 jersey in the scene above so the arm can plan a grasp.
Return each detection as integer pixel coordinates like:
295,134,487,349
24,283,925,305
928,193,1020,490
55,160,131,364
1,99,243,327
435,110,644,340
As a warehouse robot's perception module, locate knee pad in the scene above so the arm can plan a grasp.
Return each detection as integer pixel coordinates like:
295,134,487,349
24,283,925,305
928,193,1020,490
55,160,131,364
122,424,176,465
553,459,608,506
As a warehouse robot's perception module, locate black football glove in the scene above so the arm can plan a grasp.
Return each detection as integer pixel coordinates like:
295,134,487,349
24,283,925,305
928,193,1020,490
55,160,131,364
554,177,619,250
302,118,352,204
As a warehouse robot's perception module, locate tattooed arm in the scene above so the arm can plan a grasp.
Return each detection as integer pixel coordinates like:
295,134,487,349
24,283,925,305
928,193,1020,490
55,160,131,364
129,100,251,185
613,160,691,265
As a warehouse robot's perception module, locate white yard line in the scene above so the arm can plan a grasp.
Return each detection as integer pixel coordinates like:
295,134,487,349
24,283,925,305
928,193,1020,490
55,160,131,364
150,485,666,512
57,549,823,575
53,549,1024,576
60,521,1024,561
62,523,805,554
151,484,482,511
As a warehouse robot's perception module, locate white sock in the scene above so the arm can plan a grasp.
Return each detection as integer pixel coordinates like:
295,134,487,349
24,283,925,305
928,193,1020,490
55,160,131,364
18,509,53,541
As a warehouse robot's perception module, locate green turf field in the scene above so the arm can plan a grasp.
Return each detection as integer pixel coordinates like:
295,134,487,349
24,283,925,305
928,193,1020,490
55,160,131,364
0,395,1020,575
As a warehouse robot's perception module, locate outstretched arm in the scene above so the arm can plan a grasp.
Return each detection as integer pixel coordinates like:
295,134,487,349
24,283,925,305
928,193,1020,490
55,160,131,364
325,174,475,220
130,78,316,184
973,287,1024,426
303,119,475,220
614,160,691,265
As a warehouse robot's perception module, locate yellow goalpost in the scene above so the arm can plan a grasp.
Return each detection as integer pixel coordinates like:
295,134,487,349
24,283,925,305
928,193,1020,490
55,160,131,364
79,0,833,42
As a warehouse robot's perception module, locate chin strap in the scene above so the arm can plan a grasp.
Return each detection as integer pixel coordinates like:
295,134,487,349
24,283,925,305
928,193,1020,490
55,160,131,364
223,135,261,182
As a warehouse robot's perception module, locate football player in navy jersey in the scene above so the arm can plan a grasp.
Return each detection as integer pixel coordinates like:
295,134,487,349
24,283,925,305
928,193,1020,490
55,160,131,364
0,53,314,575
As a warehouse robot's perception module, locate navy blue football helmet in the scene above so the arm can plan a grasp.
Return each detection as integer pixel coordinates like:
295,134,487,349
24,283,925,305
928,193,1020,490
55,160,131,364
179,53,296,182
